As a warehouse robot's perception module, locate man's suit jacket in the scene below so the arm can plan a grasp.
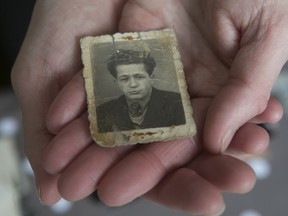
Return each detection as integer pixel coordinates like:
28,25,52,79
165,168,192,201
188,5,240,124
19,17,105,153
96,88,186,132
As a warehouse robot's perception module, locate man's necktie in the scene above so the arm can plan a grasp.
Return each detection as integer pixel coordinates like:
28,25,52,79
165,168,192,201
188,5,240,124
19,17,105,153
130,102,142,117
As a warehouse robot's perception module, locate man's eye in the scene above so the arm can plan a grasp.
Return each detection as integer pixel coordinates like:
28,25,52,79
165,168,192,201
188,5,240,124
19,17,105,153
119,77,129,82
135,75,145,80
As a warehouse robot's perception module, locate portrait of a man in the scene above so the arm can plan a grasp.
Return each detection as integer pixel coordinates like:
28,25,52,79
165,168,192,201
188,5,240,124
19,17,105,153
96,49,186,132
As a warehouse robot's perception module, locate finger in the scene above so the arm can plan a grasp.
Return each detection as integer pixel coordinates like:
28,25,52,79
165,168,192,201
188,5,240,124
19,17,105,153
204,28,288,153
36,172,61,206
97,138,199,206
119,0,167,32
16,80,63,206
189,153,256,194
145,153,255,215
250,96,284,124
57,144,134,201
46,71,86,134
145,168,225,216
43,113,92,175
226,123,269,156
24,130,62,205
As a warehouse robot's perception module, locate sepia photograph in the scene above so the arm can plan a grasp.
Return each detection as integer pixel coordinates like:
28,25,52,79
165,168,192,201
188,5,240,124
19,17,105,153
81,29,196,147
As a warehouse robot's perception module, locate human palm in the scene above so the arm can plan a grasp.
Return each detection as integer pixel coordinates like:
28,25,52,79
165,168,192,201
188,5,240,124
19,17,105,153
12,0,287,215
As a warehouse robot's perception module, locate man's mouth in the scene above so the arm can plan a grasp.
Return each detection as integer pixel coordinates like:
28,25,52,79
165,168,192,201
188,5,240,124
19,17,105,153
128,90,141,95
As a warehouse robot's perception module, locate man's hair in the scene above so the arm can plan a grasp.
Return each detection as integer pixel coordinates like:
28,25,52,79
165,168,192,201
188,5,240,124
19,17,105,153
107,50,156,78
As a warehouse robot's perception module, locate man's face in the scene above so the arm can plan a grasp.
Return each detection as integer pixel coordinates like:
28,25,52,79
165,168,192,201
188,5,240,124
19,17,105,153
116,63,153,101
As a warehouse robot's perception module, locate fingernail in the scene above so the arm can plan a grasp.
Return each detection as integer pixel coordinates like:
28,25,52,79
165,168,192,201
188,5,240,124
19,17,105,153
36,184,44,205
221,128,234,153
193,204,226,216
205,204,226,216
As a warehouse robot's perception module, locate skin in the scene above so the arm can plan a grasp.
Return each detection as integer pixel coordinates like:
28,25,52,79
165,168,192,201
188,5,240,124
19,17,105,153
11,0,288,215
115,64,153,101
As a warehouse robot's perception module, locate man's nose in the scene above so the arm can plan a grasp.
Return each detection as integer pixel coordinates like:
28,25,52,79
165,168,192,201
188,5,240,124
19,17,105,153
129,77,138,87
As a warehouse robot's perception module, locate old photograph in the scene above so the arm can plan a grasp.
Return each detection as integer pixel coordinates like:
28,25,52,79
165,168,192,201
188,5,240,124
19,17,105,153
81,29,196,147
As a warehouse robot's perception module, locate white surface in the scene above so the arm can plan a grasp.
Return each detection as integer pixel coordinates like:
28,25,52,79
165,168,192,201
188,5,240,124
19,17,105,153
50,199,73,214
0,116,19,137
0,138,21,216
247,157,272,180
239,209,262,216
22,157,34,176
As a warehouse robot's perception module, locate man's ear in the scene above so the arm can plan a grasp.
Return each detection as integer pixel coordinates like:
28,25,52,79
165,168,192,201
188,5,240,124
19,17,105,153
113,77,120,88
150,74,154,85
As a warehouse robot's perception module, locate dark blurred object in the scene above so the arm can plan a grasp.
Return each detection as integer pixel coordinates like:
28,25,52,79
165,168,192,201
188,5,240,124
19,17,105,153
0,0,35,89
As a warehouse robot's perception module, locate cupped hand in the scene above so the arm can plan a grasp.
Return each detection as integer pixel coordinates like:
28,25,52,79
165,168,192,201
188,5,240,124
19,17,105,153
12,0,287,215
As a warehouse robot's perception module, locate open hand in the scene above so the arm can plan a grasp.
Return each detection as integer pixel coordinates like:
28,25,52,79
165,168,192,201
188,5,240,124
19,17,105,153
12,0,287,215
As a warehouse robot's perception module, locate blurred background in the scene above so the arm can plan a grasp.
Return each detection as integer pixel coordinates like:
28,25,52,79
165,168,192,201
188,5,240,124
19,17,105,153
1,1,287,216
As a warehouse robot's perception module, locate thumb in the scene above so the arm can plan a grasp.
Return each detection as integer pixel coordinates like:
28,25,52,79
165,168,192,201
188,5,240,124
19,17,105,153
204,25,288,153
